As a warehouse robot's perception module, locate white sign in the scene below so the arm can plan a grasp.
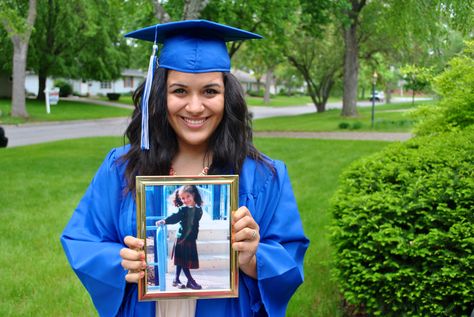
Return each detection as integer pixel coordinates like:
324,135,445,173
44,88,60,114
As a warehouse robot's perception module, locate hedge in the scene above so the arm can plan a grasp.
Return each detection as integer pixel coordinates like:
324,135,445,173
331,129,474,316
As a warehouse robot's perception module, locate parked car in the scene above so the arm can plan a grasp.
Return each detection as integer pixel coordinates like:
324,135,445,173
369,90,384,102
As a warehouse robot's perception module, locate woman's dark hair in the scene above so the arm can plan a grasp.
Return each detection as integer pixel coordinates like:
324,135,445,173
174,185,203,207
122,68,267,192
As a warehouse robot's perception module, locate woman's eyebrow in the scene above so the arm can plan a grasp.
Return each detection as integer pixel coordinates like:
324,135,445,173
203,83,222,88
168,82,187,88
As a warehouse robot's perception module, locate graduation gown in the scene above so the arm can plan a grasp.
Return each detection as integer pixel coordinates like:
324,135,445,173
61,145,309,317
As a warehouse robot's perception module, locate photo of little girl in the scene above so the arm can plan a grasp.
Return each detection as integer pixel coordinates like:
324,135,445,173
156,185,203,290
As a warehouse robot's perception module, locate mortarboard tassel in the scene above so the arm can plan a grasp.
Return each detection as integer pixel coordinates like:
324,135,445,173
140,43,158,150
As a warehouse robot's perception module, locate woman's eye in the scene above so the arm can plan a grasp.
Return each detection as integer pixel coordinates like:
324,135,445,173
172,88,186,95
204,89,219,96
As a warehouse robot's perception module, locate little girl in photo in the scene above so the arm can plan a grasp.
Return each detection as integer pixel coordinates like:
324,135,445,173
156,185,203,290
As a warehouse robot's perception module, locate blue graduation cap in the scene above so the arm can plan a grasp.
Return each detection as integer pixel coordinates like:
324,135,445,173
125,20,262,150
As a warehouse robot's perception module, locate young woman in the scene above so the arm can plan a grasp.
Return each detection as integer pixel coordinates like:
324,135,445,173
61,20,309,317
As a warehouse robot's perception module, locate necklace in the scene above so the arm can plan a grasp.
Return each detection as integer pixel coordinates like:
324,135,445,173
169,166,209,176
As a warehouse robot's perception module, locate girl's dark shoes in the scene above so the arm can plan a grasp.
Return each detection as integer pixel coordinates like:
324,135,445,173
172,280,185,289
186,280,202,290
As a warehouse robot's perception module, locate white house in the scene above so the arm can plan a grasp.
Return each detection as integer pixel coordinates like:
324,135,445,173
71,69,145,96
21,69,145,97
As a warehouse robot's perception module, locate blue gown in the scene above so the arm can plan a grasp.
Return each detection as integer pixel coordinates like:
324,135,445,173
61,145,309,317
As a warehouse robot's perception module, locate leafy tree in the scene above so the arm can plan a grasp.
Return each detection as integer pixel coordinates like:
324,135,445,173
28,0,127,100
287,25,343,112
400,64,433,105
337,0,474,117
284,0,340,112
202,0,301,104
0,0,37,118
413,40,474,136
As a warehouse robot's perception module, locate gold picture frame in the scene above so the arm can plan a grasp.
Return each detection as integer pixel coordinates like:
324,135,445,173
136,175,239,301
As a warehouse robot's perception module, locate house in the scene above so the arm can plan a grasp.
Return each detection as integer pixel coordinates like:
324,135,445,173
22,69,145,97
70,69,145,96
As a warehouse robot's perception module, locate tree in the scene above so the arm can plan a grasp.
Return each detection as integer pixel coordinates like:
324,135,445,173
413,41,474,136
0,0,37,118
28,0,127,100
338,0,474,117
400,64,433,105
287,26,343,112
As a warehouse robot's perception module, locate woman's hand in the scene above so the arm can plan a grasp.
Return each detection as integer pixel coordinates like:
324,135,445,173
120,236,146,283
232,206,259,279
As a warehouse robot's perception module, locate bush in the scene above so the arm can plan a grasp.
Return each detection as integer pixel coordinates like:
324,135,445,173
331,129,474,316
247,88,265,97
54,80,73,97
339,122,350,129
351,121,363,130
106,93,121,101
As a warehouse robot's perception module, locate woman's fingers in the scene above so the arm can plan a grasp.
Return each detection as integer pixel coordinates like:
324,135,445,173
125,271,144,284
233,207,259,234
121,258,146,271
234,227,259,243
121,236,146,284
120,247,145,262
123,235,144,249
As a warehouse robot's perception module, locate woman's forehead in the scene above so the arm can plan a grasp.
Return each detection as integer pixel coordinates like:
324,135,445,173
167,70,224,85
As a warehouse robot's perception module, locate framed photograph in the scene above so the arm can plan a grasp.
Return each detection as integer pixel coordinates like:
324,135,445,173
136,175,239,301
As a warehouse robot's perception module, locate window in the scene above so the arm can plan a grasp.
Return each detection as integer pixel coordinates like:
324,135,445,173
100,81,112,89
123,76,134,88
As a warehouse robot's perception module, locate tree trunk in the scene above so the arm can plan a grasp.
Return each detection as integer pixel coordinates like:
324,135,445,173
37,73,47,101
154,1,171,23
5,0,38,118
342,23,359,117
263,68,273,104
183,0,209,20
385,88,392,104
11,38,29,117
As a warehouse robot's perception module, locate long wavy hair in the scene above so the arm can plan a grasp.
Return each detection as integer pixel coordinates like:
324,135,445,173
122,68,267,192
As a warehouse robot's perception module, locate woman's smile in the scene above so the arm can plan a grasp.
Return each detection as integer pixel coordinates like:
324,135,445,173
181,116,208,128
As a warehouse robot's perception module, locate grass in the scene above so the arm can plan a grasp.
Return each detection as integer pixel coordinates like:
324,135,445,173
94,95,134,106
253,100,432,133
0,136,390,316
246,95,313,107
0,98,132,124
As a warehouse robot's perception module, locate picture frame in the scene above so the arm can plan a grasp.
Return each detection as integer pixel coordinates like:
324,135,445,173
136,175,239,301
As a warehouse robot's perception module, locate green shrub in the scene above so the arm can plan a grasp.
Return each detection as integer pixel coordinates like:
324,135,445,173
247,88,265,97
351,121,363,130
54,80,73,97
339,122,350,129
331,129,474,316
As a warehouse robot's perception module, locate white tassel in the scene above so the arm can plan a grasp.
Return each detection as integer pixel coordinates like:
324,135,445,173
140,44,158,150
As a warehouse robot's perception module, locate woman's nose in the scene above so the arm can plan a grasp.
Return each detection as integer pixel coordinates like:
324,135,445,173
185,94,204,114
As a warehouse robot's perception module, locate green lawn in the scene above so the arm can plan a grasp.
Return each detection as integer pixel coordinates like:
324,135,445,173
0,98,132,124
246,95,314,107
253,101,432,133
95,95,135,106
0,136,389,316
